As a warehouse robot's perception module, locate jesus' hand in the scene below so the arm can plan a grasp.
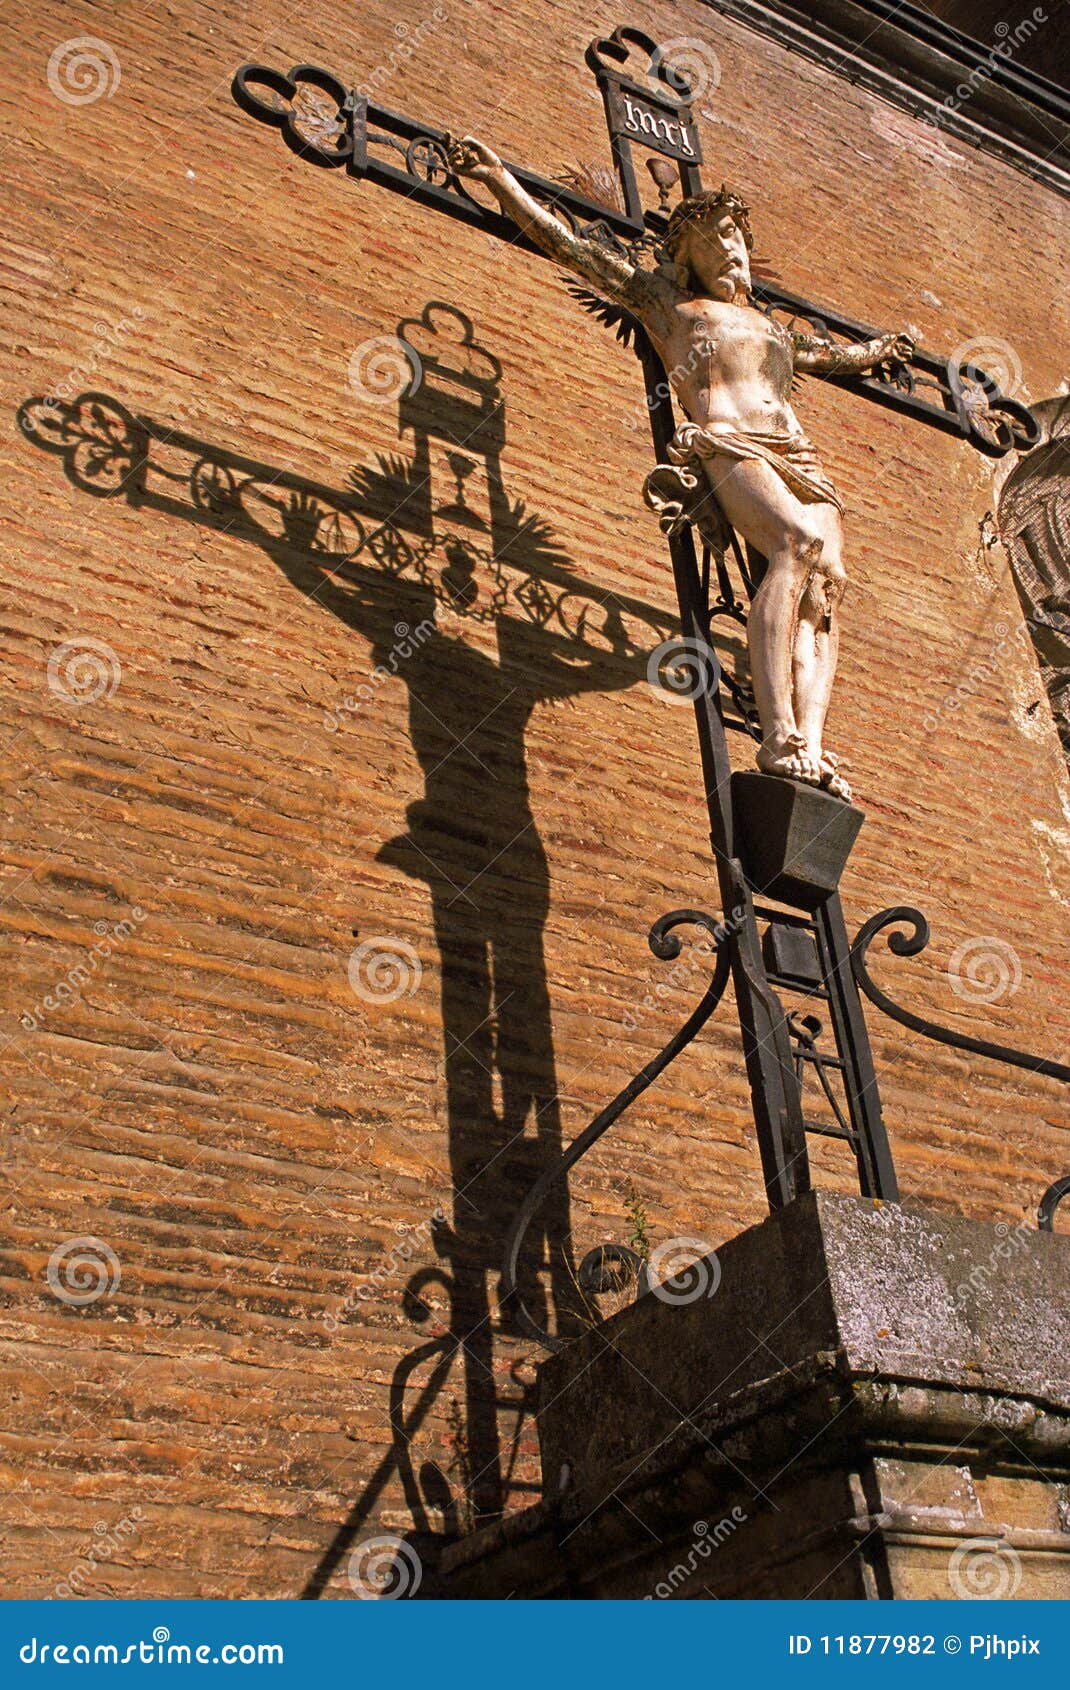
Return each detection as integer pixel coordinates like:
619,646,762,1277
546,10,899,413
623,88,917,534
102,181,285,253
446,135,505,185
876,329,917,363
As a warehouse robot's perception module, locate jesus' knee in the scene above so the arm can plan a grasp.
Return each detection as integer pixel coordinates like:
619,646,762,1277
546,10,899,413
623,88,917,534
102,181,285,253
771,518,826,580
818,555,847,607
801,554,847,626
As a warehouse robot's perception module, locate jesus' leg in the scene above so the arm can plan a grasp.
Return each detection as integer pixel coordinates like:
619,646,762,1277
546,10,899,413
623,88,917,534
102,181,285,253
789,504,850,799
749,549,824,785
699,457,832,785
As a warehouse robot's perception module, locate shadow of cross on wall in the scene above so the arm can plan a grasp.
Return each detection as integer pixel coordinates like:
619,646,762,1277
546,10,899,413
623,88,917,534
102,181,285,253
18,301,677,1558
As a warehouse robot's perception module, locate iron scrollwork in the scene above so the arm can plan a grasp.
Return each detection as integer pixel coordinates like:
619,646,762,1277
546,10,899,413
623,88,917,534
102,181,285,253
1039,1176,1070,1232
232,64,353,165
850,907,1070,1084
756,288,1041,458
500,913,733,1351
584,25,698,103
851,908,1070,1226
787,1011,854,1143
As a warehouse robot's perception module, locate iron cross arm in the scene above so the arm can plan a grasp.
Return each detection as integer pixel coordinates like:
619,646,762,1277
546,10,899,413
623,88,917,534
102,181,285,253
231,56,1039,458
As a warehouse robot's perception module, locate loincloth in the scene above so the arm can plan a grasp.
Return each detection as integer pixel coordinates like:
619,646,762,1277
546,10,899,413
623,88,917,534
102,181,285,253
643,423,843,553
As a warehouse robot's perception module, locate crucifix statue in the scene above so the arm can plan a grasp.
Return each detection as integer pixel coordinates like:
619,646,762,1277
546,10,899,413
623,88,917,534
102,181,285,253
227,33,1050,1348
447,138,915,801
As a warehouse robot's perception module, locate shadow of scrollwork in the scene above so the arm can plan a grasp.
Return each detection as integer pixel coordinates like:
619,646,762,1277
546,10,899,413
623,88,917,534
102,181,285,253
18,302,678,1596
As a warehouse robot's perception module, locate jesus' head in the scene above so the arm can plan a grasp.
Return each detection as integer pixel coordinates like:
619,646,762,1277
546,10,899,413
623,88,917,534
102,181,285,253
663,186,753,304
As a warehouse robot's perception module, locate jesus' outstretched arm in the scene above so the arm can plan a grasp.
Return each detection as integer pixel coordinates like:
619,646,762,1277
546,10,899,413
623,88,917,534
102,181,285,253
446,135,659,309
792,328,916,374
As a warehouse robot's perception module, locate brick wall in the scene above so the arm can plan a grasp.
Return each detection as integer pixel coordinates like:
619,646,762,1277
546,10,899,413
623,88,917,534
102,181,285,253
1,0,1068,1597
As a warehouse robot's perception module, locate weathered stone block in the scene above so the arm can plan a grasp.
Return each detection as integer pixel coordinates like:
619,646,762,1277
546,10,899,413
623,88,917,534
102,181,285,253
441,1194,1070,1597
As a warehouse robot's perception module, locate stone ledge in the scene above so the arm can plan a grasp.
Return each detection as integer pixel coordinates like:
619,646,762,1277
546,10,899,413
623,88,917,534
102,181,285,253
440,1194,1070,1597
537,1192,1070,1493
440,1368,1070,1596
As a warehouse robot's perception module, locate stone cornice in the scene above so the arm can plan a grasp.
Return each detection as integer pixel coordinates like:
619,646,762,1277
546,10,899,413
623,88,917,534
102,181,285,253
698,0,1070,196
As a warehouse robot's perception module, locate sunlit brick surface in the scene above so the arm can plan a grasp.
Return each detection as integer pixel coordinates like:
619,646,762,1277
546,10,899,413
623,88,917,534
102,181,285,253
1,0,1068,1597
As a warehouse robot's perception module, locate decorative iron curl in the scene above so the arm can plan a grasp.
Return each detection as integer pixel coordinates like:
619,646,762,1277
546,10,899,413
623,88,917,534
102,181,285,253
585,24,697,102
947,361,1041,456
501,915,733,1351
577,1244,651,1296
404,135,451,185
648,907,736,960
232,64,353,166
851,906,1070,1083
1039,1176,1070,1233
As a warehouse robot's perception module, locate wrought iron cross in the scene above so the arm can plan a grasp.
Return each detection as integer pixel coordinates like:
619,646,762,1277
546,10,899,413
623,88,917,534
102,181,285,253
232,27,1066,1347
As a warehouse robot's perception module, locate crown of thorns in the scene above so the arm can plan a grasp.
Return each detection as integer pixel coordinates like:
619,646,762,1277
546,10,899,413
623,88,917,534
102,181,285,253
663,186,754,254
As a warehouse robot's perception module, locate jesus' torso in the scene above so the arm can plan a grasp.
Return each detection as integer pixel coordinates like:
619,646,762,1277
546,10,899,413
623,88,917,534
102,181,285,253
640,290,802,439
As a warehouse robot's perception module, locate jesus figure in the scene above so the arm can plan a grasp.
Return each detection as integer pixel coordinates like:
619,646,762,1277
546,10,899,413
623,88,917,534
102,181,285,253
447,137,915,801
